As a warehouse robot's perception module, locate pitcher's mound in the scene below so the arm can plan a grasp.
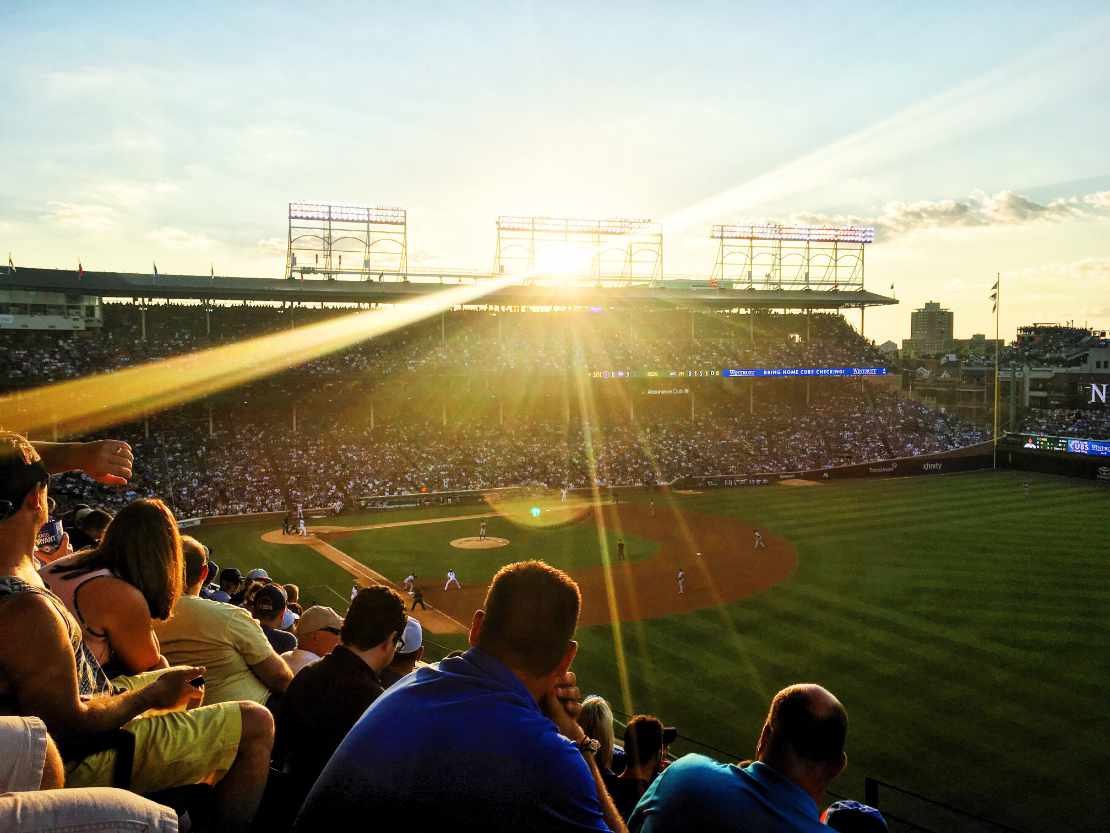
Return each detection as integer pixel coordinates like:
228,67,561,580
451,536,510,550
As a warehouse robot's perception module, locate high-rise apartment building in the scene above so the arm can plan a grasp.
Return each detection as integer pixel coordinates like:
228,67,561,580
910,301,954,356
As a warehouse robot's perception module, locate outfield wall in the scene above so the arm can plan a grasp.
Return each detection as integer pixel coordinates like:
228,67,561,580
1000,447,1110,483
673,442,995,490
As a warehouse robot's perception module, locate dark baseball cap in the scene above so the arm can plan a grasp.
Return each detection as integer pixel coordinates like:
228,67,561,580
251,583,288,616
219,567,243,584
0,433,49,521
821,801,888,833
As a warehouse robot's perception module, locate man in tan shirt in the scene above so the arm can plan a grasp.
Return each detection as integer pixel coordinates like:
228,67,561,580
154,538,292,706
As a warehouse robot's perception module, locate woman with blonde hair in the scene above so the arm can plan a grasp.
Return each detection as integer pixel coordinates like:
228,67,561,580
577,694,621,775
40,498,182,676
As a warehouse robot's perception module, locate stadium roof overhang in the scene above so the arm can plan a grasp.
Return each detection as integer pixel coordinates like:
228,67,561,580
1,267,898,311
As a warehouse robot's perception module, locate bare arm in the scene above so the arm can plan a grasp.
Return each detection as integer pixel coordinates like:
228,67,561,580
543,675,628,833
80,579,166,674
583,748,628,833
249,653,294,695
0,594,198,741
31,441,133,485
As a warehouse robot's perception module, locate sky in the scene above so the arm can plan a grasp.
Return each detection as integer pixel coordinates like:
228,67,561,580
2,1,1109,345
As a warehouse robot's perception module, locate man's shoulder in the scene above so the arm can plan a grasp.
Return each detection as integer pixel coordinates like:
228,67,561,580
0,581,60,624
655,754,739,790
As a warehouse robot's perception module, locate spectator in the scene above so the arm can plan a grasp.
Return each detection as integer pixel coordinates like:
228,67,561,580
379,615,425,688
821,800,889,832
154,536,293,707
67,506,112,551
219,566,243,600
40,498,181,677
294,560,626,833
0,715,178,832
201,558,233,603
275,587,406,811
281,605,343,674
579,694,622,776
249,584,298,653
0,432,274,833
608,715,671,822
628,683,847,833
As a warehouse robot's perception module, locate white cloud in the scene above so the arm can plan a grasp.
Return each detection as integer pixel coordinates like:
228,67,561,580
42,202,118,232
789,189,1110,241
256,238,287,256
41,68,121,96
146,227,214,251
91,181,179,209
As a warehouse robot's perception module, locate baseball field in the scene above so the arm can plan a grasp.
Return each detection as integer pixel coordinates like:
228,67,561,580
191,469,1110,833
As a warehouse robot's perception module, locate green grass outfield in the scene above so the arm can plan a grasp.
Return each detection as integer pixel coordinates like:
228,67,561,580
193,470,1110,832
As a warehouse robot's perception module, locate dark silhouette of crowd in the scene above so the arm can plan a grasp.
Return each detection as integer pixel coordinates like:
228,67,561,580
1018,407,1110,440
38,386,986,519
0,304,888,389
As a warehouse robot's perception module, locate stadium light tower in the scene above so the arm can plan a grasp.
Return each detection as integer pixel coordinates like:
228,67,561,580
493,216,663,282
710,224,875,290
286,202,408,280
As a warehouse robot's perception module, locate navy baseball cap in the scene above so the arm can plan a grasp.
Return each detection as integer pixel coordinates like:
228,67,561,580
821,801,888,832
251,583,288,616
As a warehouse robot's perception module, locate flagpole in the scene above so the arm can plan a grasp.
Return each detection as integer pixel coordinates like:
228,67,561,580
993,272,1000,470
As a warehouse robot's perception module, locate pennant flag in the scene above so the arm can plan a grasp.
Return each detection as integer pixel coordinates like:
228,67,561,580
6,253,14,272
152,262,159,278
990,280,998,313
77,261,84,279
210,263,215,279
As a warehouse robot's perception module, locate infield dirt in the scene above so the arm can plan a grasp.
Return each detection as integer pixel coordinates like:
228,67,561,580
263,502,796,634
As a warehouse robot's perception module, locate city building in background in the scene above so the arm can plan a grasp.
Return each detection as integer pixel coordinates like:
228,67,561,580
905,301,954,357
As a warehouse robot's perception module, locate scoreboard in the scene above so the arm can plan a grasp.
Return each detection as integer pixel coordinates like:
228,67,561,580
589,366,889,380
1019,434,1110,457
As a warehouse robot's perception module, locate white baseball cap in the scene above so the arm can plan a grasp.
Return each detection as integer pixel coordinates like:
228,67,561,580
399,617,423,654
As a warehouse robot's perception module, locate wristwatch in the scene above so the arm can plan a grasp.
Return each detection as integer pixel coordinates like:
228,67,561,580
577,736,601,756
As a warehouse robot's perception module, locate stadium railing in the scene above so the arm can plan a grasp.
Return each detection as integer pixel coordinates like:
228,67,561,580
863,777,1032,833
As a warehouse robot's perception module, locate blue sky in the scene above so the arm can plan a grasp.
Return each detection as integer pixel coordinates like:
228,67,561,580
2,1,1109,343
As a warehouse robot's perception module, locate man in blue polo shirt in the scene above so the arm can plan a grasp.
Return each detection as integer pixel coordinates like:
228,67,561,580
294,560,626,833
628,684,847,833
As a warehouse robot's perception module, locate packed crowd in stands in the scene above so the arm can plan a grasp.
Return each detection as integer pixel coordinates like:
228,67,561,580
0,304,888,387
1,432,890,832
1018,407,1110,440
40,387,987,518
1005,324,1109,366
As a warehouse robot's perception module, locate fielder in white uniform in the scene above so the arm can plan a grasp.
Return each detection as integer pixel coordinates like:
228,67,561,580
445,570,461,591
479,521,487,541
753,530,766,550
403,574,416,595
676,568,686,595
297,518,308,537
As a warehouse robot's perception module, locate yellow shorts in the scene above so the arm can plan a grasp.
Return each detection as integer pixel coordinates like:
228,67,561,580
65,670,242,793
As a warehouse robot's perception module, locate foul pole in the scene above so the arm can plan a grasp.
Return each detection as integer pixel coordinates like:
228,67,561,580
992,273,1001,469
